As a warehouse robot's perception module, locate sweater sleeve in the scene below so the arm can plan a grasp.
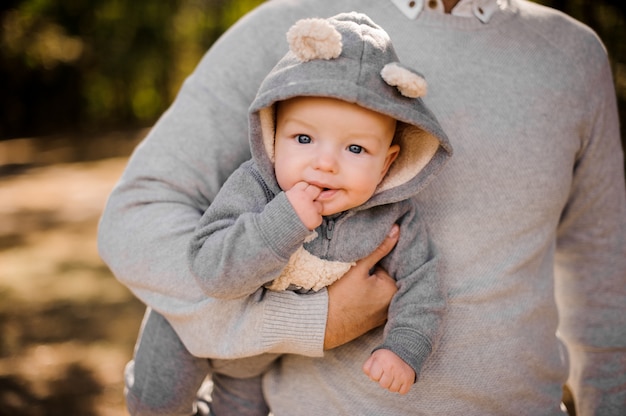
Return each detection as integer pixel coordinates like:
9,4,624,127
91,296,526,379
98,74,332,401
97,4,327,359
553,38,626,412
189,162,311,299
374,203,445,379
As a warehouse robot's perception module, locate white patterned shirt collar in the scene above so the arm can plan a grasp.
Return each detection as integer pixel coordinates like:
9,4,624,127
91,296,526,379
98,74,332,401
391,0,502,23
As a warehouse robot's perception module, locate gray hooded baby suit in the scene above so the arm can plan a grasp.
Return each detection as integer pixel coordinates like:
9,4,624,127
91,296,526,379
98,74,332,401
189,11,452,379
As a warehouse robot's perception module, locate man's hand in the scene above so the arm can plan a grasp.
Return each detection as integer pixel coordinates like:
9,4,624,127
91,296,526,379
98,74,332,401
362,348,415,395
285,181,323,230
324,225,399,350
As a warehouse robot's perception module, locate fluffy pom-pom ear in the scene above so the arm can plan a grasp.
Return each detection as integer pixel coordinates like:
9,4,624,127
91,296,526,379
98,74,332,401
286,18,342,62
381,62,428,98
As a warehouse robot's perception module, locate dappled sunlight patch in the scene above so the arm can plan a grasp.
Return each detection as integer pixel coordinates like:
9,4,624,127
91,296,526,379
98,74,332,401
0,156,144,415
0,341,131,415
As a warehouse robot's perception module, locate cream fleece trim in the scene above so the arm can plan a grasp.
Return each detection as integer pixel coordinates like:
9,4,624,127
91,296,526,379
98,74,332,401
377,124,440,192
267,245,355,292
260,107,276,163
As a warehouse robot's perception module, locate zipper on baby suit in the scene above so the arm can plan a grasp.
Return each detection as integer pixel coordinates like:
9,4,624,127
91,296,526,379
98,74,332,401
325,218,335,240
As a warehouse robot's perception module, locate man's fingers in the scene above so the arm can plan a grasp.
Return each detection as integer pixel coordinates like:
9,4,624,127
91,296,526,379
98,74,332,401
356,224,399,271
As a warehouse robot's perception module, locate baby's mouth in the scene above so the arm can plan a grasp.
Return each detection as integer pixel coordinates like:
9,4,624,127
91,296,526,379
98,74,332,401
317,187,338,200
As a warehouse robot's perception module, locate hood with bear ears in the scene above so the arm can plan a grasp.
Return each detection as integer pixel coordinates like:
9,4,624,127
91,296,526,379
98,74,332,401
247,12,452,209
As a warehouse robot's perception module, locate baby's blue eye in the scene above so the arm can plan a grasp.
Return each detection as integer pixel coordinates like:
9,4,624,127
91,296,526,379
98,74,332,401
348,144,363,154
296,134,311,144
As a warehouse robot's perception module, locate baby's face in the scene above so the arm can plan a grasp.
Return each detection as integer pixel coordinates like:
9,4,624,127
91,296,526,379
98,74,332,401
274,96,399,216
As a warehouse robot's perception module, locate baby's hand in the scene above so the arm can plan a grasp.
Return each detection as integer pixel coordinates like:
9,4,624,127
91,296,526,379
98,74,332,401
362,348,415,395
285,181,323,230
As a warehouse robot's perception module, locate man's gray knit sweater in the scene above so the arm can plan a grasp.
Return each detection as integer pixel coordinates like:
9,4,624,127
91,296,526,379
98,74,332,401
98,0,626,414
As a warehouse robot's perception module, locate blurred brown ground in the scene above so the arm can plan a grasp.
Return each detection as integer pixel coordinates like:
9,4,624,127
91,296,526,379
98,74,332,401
0,131,146,416
0,130,577,415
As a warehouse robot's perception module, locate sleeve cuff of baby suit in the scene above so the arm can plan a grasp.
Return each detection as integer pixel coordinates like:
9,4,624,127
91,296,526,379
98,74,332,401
257,191,312,260
374,328,433,380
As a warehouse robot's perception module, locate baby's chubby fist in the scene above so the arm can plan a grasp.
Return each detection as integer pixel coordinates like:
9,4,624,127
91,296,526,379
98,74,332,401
285,181,324,230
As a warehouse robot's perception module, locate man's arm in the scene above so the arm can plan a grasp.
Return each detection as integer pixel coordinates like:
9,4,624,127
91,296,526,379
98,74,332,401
553,37,626,413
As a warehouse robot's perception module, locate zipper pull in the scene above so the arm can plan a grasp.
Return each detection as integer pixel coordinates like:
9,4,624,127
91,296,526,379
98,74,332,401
326,219,335,240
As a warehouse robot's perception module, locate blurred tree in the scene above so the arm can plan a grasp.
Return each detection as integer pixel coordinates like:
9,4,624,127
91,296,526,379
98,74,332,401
0,0,624,157
0,0,265,139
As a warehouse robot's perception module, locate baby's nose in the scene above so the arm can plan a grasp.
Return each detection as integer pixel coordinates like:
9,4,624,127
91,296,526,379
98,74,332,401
313,151,338,172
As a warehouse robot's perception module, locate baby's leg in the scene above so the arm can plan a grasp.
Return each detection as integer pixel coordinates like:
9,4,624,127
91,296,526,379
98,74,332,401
209,354,280,416
211,373,269,416
125,308,209,415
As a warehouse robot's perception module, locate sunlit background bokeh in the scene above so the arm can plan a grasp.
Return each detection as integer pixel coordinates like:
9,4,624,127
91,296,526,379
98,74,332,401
0,1,624,415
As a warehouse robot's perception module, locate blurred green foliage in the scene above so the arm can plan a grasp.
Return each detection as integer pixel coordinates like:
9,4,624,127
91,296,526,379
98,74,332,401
0,0,265,139
0,0,625,146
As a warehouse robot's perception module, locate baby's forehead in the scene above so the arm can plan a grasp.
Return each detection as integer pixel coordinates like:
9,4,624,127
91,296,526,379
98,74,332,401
278,100,396,139
276,96,396,125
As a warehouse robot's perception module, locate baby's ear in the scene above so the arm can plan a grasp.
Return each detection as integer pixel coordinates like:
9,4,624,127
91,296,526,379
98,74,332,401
286,18,342,62
381,63,428,98
381,144,401,181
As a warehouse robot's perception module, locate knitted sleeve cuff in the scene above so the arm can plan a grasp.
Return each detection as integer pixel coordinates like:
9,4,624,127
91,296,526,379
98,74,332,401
260,288,328,357
373,328,433,380
257,191,312,260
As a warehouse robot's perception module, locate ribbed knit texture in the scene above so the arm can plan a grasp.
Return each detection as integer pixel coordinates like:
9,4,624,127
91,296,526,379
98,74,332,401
98,0,626,414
